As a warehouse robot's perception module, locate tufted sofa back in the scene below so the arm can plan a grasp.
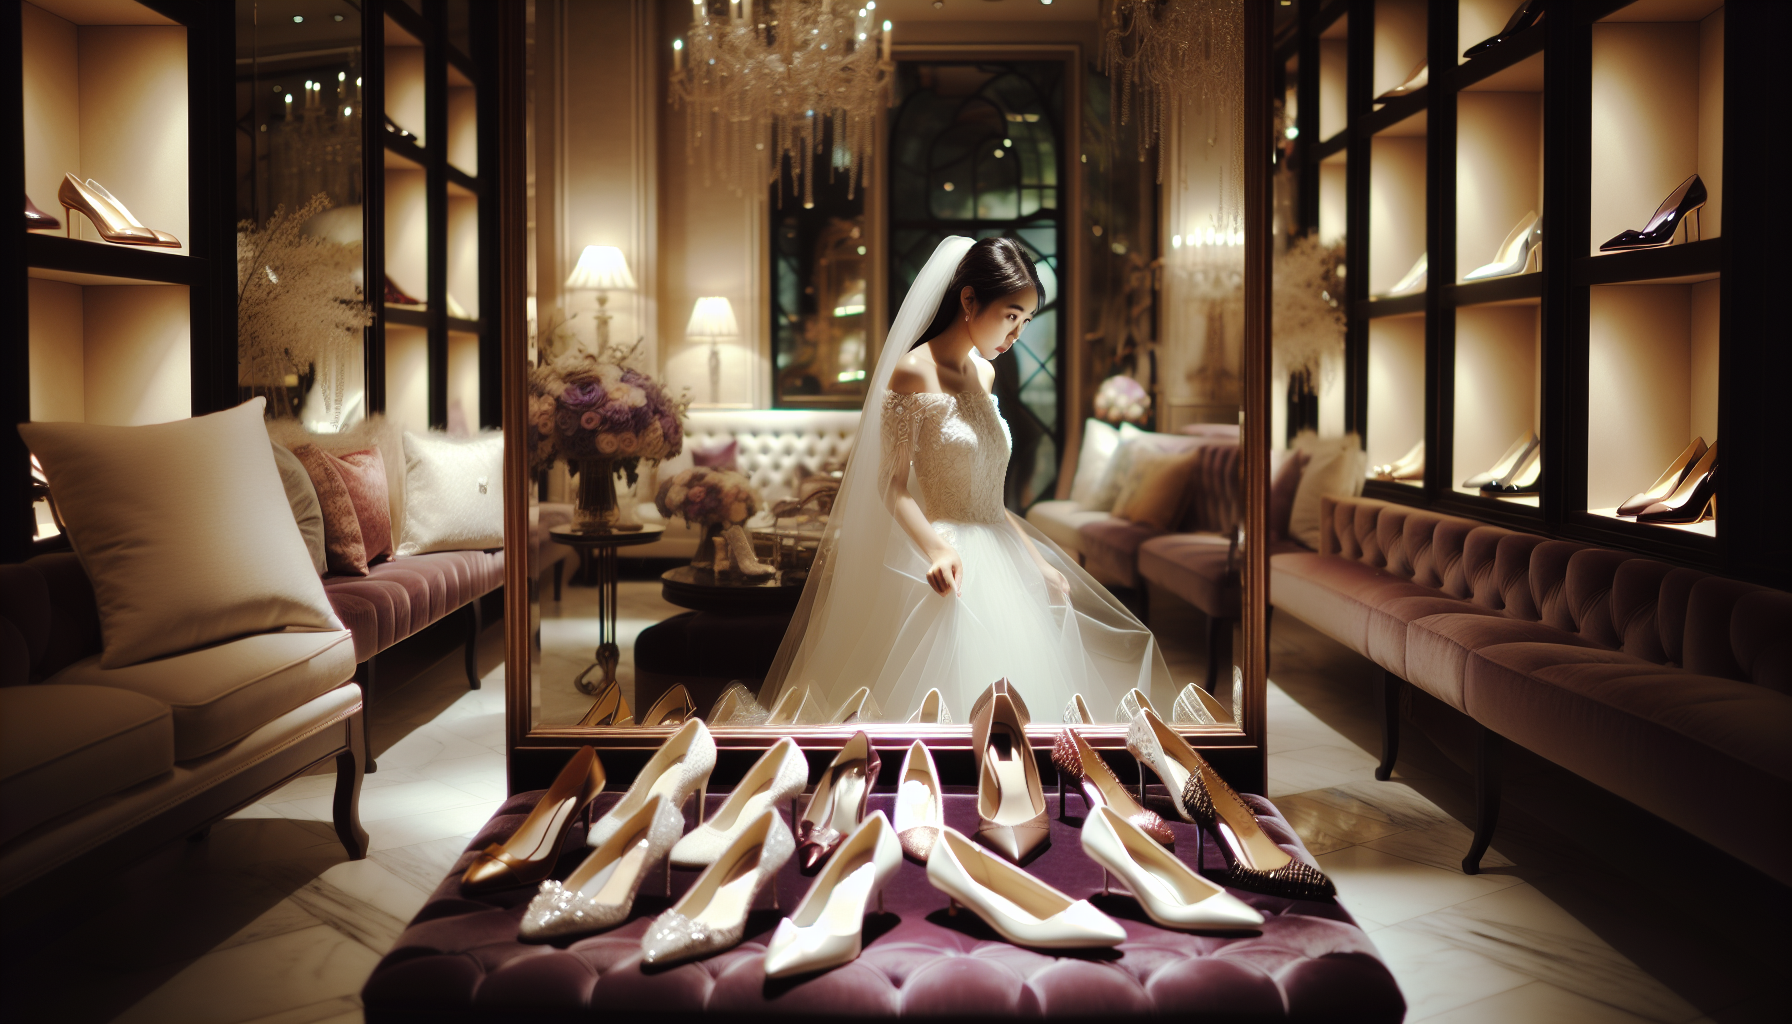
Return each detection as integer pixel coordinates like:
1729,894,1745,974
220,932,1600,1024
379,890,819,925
0,553,101,688
1315,495,1792,691
1180,443,1242,535
650,409,860,503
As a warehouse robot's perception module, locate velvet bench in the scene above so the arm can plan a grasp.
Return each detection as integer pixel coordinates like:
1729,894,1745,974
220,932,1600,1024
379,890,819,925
362,787,1404,1023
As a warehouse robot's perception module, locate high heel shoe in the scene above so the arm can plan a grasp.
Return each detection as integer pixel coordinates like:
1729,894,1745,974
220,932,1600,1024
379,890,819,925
1116,687,1158,723
1617,437,1707,516
906,688,952,724
1125,708,1212,825
926,827,1125,949
1637,444,1717,524
1372,440,1425,482
763,812,902,978
25,193,60,231
1052,728,1174,846
57,174,158,246
462,746,605,892
972,690,1049,863
384,274,424,308
83,180,180,247
384,113,417,142
1481,438,1541,496
577,678,631,728
709,681,770,725
1600,174,1706,252
797,730,880,872
1082,806,1264,932
830,686,880,724
893,740,944,862
1464,0,1545,58
1464,210,1540,281
641,809,793,966
1171,682,1227,725
636,684,696,727
519,794,683,941
1061,693,1094,725
765,683,826,726
968,677,1032,726
586,717,715,849
1378,252,1427,297
1462,433,1536,488
1375,58,1427,103
671,738,807,868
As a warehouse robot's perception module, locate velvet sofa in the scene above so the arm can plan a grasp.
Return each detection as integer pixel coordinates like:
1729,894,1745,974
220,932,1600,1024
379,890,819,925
1271,495,1792,884
0,553,369,904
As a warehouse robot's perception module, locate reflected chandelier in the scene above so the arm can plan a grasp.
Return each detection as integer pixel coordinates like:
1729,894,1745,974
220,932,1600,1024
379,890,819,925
670,0,895,205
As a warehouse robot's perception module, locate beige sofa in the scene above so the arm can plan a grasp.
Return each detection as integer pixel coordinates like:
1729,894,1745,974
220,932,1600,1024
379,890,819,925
621,409,860,560
0,553,368,903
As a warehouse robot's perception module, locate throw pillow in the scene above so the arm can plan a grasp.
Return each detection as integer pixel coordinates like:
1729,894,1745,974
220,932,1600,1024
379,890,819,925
18,398,341,668
398,431,504,555
1288,432,1366,550
1067,418,1119,506
291,444,368,575
264,414,406,542
1113,449,1199,531
1268,448,1311,544
270,442,327,574
691,439,739,472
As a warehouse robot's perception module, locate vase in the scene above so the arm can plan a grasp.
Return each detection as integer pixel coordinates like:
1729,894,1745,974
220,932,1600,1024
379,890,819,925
691,522,723,568
573,459,636,532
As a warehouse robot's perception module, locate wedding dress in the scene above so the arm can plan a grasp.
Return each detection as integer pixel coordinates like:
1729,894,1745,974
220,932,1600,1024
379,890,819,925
762,236,1172,722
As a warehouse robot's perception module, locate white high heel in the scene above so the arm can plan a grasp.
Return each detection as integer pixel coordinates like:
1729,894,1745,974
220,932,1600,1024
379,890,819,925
905,687,951,724
671,738,807,868
709,682,770,725
1462,433,1536,489
892,740,944,862
766,683,826,726
1170,682,1227,725
763,812,902,978
1464,210,1540,281
1116,688,1158,723
520,795,684,942
586,717,714,848
1380,252,1428,297
1081,805,1263,932
640,809,794,965
635,684,696,727
1061,693,1094,725
926,827,1125,949
830,686,880,724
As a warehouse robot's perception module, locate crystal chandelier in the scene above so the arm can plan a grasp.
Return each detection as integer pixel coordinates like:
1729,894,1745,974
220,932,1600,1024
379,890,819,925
670,0,895,205
1101,0,1244,209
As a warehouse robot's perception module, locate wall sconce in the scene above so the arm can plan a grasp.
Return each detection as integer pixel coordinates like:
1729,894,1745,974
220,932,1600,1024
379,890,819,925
565,245,636,348
685,296,740,405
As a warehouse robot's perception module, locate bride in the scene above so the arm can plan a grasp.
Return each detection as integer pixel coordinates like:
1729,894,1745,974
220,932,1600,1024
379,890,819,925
762,235,1177,724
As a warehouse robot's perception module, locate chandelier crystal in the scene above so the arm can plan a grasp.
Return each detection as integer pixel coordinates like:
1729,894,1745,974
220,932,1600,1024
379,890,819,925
670,0,895,205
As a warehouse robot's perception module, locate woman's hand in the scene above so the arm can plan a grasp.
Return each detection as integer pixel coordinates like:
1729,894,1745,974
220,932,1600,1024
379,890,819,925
926,548,964,596
1038,563,1070,596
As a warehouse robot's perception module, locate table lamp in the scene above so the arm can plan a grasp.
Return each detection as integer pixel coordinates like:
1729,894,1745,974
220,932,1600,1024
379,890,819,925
565,245,636,347
686,296,739,405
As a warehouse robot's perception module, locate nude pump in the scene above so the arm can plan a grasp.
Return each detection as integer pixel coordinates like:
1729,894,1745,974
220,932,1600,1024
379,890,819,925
972,690,1049,863
57,174,159,246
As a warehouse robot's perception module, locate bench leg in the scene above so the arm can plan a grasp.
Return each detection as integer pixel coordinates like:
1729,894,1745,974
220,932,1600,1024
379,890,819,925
333,707,371,860
1462,724,1502,874
355,659,377,773
1205,615,1234,694
465,598,483,690
1375,669,1403,781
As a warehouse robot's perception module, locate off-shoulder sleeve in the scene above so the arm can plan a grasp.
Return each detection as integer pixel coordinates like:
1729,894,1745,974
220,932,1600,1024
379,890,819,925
878,391,917,501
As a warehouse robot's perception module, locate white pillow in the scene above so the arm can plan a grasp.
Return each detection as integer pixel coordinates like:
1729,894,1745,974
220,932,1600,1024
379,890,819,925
398,431,504,555
20,398,342,668
1287,431,1367,550
1068,419,1120,507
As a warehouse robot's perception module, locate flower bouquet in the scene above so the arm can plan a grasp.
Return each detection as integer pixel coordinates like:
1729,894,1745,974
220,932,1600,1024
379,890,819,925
655,466,774,576
1094,374,1152,425
529,344,687,531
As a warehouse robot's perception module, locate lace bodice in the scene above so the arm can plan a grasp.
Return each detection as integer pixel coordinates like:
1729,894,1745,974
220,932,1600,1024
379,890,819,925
880,390,1011,525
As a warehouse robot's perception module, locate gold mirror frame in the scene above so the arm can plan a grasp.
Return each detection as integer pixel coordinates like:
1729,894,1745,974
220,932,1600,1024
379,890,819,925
499,17,1272,793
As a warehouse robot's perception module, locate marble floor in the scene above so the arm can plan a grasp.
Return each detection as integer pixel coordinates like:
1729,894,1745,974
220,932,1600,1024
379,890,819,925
2,581,1780,1023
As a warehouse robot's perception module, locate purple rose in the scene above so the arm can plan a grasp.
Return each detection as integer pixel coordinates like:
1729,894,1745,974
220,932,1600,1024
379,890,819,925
562,381,604,408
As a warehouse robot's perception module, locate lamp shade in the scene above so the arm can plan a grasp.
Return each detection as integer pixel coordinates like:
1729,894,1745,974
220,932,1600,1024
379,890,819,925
685,296,739,339
565,245,636,291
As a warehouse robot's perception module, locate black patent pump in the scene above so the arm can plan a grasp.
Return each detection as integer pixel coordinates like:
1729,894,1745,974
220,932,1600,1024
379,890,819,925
1464,0,1546,58
1599,174,1707,252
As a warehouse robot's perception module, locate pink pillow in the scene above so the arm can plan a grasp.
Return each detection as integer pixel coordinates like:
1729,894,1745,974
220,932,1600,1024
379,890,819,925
691,439,739,472
292,445,392,574
1269,449,1311,544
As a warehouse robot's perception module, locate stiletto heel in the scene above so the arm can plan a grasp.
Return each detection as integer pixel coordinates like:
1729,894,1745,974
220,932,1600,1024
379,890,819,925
1102,868,1111,896
1637,444,1718,524
636,684,696,727
1600,174,1707,252
1617,437,1707,516
948,898,960,916
1052,728,1174,844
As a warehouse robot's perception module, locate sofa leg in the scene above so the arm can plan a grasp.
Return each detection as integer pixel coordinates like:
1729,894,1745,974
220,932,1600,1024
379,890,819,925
465,598,483,690
355,659,377,774
552,559,564,602
1375,670,1403,781
333,708,371,860
1462,725,1502,875
1205,616,1234,694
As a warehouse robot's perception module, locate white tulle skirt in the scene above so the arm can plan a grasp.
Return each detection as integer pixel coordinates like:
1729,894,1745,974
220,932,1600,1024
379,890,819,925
795,515,1172,725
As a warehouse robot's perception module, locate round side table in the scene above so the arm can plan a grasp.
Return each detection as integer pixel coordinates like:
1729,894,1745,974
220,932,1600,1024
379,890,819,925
659,564,806,614
549,524,665,695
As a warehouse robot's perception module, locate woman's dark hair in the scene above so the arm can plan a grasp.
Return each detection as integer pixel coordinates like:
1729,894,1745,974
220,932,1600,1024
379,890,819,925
913,236,1046,349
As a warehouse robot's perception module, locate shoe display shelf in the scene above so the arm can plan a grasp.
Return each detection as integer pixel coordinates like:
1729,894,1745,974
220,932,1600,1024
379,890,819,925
1273,0,1780,586
7,0,235,561
365,0,497,438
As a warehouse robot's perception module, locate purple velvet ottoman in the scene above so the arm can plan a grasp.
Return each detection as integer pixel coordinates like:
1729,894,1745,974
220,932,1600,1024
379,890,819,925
363,787,1404,1023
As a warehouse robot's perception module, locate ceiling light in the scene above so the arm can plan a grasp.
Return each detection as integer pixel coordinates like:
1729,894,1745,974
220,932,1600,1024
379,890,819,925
292,15,303,22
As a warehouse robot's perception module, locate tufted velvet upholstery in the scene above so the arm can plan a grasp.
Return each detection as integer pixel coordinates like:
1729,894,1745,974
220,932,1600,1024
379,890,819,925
323,550,504,664
1272,494,1792,883
362,788,1404,1023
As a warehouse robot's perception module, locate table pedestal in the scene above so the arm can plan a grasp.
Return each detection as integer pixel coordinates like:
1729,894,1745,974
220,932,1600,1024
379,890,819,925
547,524,666,698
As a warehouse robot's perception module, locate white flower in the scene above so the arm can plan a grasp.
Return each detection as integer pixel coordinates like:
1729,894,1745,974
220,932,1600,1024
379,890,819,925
596,433,620,454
